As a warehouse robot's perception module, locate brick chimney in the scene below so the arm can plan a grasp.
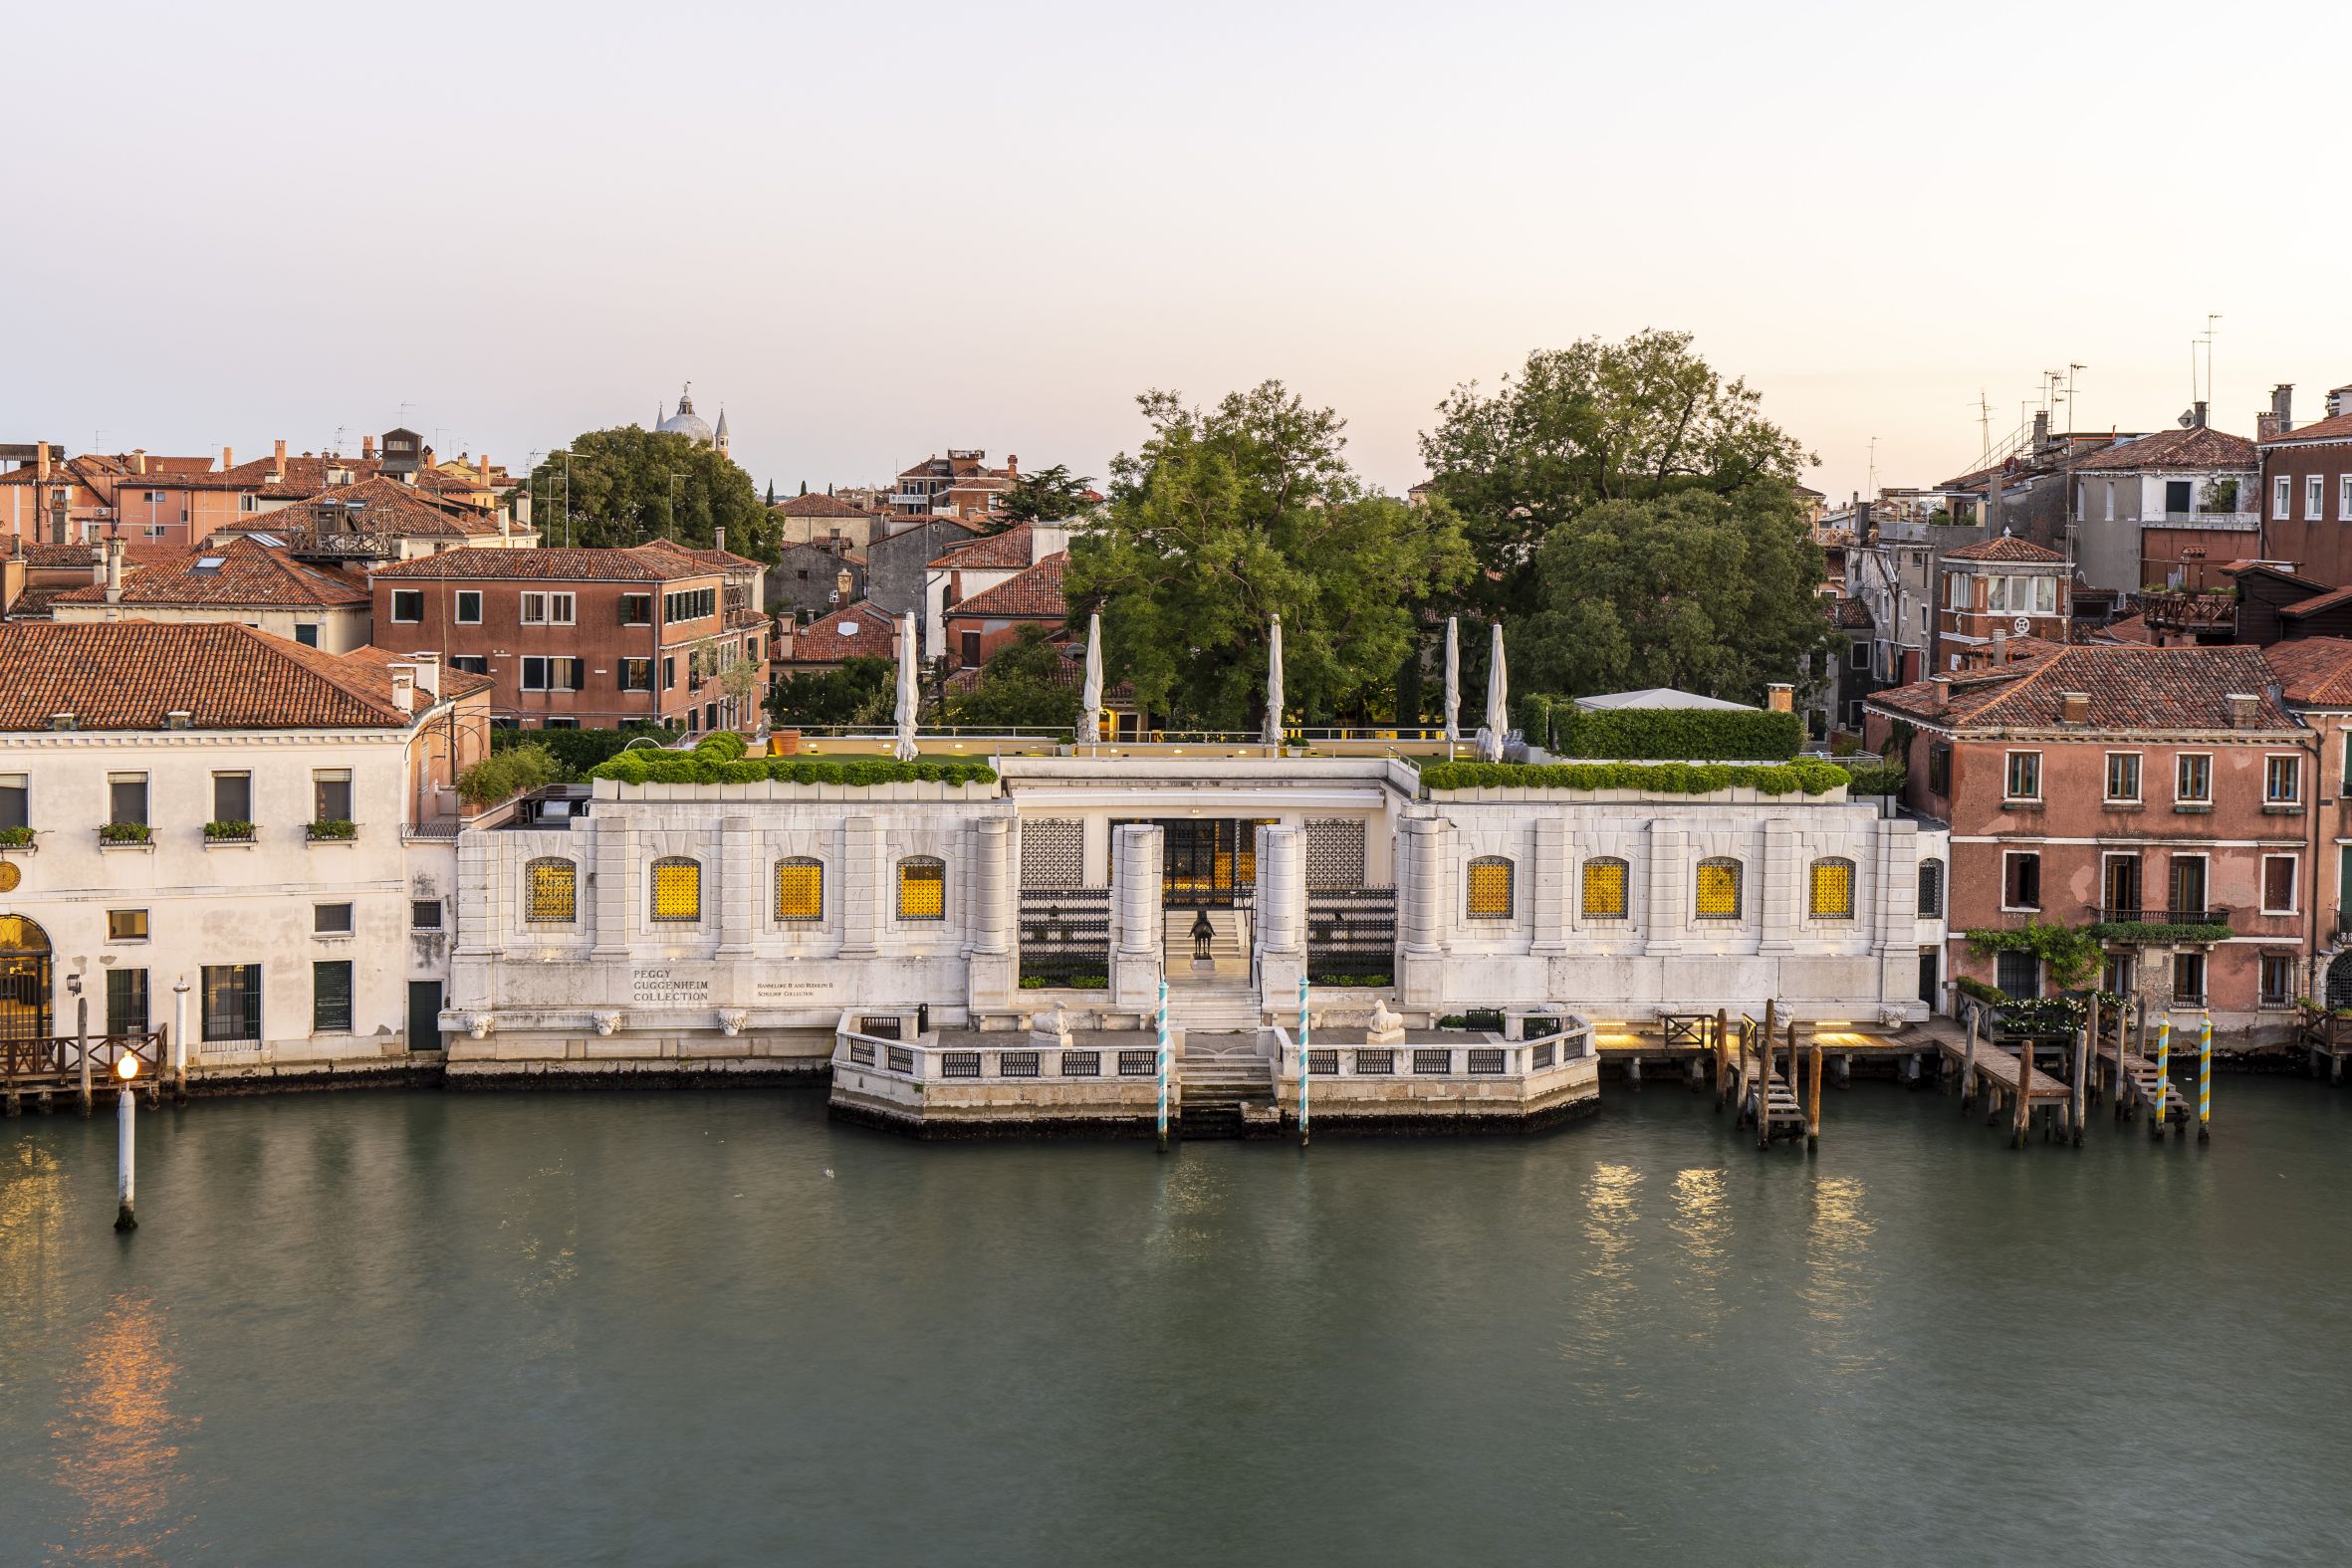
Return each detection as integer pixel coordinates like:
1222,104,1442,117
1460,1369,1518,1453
1991,628,2007,665
2032,409,2051,454
387,664,417,716
2258,384,2294,442
35,442,50,484
361,434,376,459
272,439,287,483
2330,384,2352,421
1929,675,1952,711
1006,453,1020,480
714,527,726,556
130,448,147,476
221,444,234,472
2225,692,2259,728
476,452,489,478
2059,690,2089,724
1765,682,1793,713
409,651,440,700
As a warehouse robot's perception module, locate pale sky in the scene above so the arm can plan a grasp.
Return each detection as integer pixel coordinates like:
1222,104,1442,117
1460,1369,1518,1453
9,1,2350,505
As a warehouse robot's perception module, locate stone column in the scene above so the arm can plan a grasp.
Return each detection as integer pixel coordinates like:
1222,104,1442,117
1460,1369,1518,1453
1396,812,1451,1006
1109,823,1164,1009
716,814,754,959
1257,824,1306,1014
839,815,882,956
589,813,633,962
1759,818,1795,955
967,816,1015,1009
1643,821,1685,956
1530,815,1567,955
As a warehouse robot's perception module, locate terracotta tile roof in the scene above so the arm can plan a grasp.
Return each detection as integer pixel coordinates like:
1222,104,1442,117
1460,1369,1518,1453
1944,534,2067,563
2278,584,2352,619
637,536,764,571
278,475,505,540
929,523,1033,569
784,600,902,664
1867,644,2297,733
2069,426,2255,471
50,537,368,609
1825,596,1874,630
2096,612,2152,644
13,541,181,571
369,547,709,582
774,493,872,519
0,621,429,730
2261,411,2352,447
946,551,1067,619
343,644,496,704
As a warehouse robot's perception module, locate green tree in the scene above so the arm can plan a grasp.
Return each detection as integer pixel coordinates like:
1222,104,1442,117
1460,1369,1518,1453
1511,483,1829,702
531,427,773,560
1419,330,1814,620
997,463,1096,529
1064,382,1474,729
767,656,893,726
946,625,1079,729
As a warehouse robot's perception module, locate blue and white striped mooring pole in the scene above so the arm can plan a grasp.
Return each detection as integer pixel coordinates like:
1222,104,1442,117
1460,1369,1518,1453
1297,974,1311,1149
2198,1014,2213,1143
1155,976,1171,1152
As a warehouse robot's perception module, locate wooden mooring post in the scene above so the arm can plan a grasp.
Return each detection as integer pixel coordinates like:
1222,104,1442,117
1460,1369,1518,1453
1805,1032,1823,1151
1756,1009,1775,1150
1712,1008,1728,1109
2071,1003,2092,1149
1960,1010,1979,1114
2012,1036,2031,1149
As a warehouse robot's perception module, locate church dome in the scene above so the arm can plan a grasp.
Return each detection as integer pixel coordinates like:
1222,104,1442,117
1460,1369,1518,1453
655,384,715,445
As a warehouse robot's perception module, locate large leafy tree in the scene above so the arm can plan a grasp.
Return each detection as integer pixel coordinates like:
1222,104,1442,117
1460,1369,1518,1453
1512,483,1829,702
1420,330,1813,622
1064,382,1473,729
529,427,773,560
996,463,1096,530
768,656,893,726
947,625,1078,728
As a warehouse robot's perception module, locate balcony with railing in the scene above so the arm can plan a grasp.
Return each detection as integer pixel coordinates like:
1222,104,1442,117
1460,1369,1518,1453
2091,905,2234,935
2137,589,2235,637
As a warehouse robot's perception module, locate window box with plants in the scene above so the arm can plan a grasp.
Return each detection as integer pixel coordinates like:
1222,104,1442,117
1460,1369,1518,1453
306,818,358,843
0,825,34,853
98,822,153,849
203,819,258,846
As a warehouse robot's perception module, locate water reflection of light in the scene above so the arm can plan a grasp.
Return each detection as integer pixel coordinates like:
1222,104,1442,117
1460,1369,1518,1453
1562,1164,1643,1393
0,1141,67,1330
51,1292,190,1564
1145,1153,1227,1260
1801,1175,1881,1379
1667,1168,1729,1336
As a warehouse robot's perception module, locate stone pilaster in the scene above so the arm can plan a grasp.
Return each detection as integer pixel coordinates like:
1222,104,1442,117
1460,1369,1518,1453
1397,813,1451,1005
1643,821,1685,956
589,814,633,962
1530,815,1567,955
1256,824,1306,1013
716,814,754,958
1877,815,1919,957
456,832,499,958
839,815,882,956
1110,823,1164,1009
1759,818,1795,954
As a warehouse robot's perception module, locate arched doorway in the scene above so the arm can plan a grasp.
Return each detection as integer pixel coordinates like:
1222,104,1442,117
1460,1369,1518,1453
0,915,54,1043
2326,952,2352,1011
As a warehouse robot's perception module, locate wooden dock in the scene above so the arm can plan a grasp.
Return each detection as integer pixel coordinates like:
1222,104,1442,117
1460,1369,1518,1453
1732,1050,1807,1142
2099,1044,2191,1128
2292,1003,2352,1083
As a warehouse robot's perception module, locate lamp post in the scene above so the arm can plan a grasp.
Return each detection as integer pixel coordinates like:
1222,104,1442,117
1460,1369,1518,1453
114,1053,138,1232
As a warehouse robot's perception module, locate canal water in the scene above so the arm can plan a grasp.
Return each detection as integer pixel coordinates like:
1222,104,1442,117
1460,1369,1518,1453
4,1080,2350,1566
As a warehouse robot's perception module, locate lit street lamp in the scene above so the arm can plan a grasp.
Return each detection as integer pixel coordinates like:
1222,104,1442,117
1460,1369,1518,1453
114,1053,137,1232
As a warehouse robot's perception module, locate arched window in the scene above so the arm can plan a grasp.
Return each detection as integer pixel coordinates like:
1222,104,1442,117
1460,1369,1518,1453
897,856,946,921
1696,858,1743,920
1809,857,1856,919
650,857,702,923
1467,856,1515,919
775,857,823,922
1581,857,1629,920
525,857,577,924
1918,857,1945,919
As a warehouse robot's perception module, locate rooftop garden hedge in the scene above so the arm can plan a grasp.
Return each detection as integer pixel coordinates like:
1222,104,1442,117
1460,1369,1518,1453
589,732,997,788
1530,704,1804,762
1421,760,1850,795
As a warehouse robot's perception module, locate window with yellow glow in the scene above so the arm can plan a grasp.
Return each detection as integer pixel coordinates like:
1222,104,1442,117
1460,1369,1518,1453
525,858,576,924
1809,857,1855,919
1581,857,1628,919
650,858,701,923
1467,856,1514,919
1696,858,1742,919
897,856,945,921
776,858,823,922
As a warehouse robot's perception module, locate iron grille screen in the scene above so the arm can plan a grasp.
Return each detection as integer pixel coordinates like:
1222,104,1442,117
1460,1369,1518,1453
1305,888,1395,980
847,1040,875,1066
897,857,945,921
106,968,149,1035
526,858,577,923
1117,1049,1157,1075
1468,1047,1506,1074
1582,858,1629,919
1696,859,1743,919
1018,888,1111,986
202,964,261,1043
1809,858,1855,919
1467,857,1514,919
313,961,353,1033
1001,1050,1041,1078
1354,1048,1394,1074
1059,1050,1101,1077
775,858,823,921
887,1046,914,1074
1307,1048,1338,1075
1021,818,1084,887
650,858,701,922
941,1051,981,1078
1303,819,1366,889
1918,857,1945,917
1531,1041,1555,1069
1412,1048,1452,1075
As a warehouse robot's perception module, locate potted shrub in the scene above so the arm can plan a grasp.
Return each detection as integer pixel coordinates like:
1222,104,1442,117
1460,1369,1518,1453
204,819,257,842
307,818,358,841
99,821,152,844
0,825,32,848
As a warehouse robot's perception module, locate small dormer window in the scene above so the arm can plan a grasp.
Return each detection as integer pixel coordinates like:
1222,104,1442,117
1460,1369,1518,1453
165,710,193,731
50,712,75,731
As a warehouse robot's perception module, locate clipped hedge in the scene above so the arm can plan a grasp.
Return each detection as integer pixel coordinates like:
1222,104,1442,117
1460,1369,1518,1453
1421,760,1849,796
1547,705,1804,762
1842,762,1908,795
590,733,996,789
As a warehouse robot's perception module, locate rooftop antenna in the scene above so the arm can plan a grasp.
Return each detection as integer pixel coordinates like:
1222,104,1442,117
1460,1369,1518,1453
2066,363,2085,433
1978,390,1992,459
2199,314,2221,405
1866,436,1877,499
